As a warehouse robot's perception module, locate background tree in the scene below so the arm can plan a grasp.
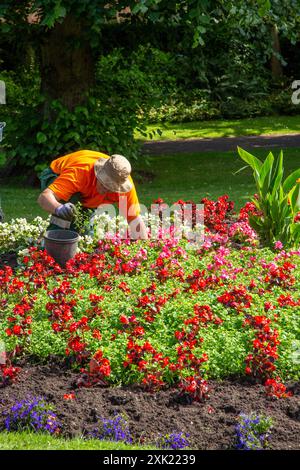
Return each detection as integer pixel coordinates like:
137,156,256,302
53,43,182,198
1,0,216,111
0,0,299,174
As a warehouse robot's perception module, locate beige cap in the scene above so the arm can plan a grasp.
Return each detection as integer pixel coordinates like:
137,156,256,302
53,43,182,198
94,154,133,193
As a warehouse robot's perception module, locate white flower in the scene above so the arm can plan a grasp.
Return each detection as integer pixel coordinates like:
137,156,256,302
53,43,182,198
0,216,49,253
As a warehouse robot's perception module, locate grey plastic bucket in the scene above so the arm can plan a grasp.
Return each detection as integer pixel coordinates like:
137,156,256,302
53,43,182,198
44,230,79,267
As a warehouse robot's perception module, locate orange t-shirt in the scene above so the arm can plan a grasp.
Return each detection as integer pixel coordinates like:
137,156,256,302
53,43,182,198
48,150,140,221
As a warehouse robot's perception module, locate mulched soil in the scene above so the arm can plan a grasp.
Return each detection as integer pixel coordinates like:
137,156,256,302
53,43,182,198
0,253,18,270
0,361,299,450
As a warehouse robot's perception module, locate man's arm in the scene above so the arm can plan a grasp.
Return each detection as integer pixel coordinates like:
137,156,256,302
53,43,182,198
38,188,76,220
38,188,61,214
121,181,148,239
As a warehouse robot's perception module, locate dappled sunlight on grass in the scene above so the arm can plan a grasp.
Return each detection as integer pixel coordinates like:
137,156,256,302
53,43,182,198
135,116,300,141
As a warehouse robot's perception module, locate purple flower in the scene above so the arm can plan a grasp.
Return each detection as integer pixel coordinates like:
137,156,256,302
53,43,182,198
2,396,61,434
91,413,132,444
157,431,190,450
235,412,273,450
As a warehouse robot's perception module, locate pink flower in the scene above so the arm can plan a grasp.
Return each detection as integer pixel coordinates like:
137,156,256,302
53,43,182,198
274,241,283,250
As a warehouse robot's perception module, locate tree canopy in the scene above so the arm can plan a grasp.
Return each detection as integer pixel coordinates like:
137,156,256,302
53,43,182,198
0,1,299,173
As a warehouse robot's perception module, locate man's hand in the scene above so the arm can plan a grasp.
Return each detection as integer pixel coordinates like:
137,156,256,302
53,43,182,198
54,203,76,221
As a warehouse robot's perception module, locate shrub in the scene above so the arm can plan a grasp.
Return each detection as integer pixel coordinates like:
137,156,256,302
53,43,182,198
237,147,300,248
148,90,220,123
1,45,176,172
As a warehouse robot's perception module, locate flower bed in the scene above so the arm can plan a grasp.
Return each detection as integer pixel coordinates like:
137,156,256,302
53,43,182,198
0,196,299,448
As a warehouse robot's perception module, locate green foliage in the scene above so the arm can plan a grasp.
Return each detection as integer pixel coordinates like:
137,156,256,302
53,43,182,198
0,78,146,170
1,1,300,172
73,202,94,235
0,0,218,48
1,236,300,382
144,30,298,123
237,147,300,248
147,86,299,124
0,67,41,169
148,90,220,123
1,44,180,170
2,1,299,45
95,45,176,134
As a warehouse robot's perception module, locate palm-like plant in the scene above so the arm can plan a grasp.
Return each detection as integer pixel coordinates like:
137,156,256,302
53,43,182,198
237,147,300,248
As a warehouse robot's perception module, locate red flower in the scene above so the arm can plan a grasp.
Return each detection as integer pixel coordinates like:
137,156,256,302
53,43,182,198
92,329,102,340
89,294,104,304
118,282,131,293
68,337,86,353
52,323,61,332
265,302,275,313
120,315,129,325
0,364,21,384
264,378,293,398
13,325,22,335
63,392,75,400
132,326,145,337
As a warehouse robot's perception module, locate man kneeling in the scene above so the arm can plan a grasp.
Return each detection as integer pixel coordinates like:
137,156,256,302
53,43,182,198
38,150,148,239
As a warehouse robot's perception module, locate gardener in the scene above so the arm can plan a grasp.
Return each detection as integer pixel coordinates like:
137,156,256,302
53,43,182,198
37,150,148,239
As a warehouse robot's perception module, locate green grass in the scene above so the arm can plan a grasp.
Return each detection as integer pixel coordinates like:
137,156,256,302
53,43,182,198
0,182,45,221
135,115,300,141
1,147,300,221
134,147,300,210
0,431,156,450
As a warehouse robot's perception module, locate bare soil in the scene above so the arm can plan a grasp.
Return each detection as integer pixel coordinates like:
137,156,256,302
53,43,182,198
0,362,299,450
0,253,18,270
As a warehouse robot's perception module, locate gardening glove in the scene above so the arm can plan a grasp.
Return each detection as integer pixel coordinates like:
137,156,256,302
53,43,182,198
54,203,76,221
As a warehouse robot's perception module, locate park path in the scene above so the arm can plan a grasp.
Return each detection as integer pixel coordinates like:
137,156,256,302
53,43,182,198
142,132,300,155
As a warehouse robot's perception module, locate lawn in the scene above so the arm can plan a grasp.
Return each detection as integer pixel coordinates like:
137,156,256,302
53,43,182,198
135,115,300,141
1,147,300,221
0,431,155,450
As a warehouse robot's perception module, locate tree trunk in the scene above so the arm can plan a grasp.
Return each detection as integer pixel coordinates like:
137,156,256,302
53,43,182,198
271,24,283,82
40,14,95,111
